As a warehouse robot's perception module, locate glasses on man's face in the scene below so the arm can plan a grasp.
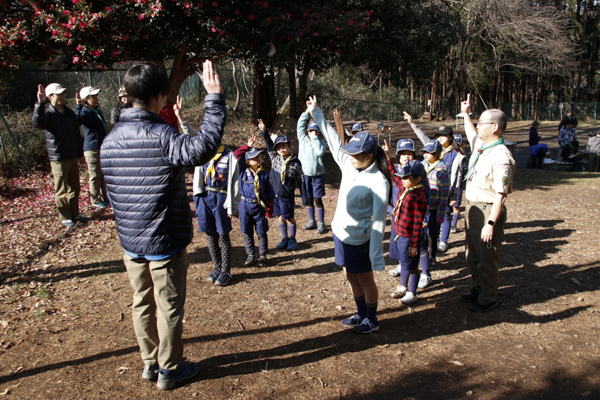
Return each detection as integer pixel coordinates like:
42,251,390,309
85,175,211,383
478,121,496,126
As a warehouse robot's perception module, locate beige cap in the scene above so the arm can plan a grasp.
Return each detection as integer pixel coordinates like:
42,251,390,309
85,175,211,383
79,86,101,99
45,83,68,97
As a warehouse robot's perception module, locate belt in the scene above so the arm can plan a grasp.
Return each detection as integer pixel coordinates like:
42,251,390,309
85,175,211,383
207,187,227,194
241,195,258,203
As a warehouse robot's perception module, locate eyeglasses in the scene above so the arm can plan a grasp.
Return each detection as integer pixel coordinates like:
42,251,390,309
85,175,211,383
478,122,497,126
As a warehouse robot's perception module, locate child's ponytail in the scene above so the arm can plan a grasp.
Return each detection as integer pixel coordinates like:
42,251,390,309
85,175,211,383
375,147,392,203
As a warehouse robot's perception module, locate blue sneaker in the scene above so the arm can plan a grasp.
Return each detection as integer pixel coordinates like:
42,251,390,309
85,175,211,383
353,317,379,334
215,271,232,286
341,314,363,327
286,239,298,251
157,362,199,390
207,268,221,283
142,364,159,381
276,238,289,249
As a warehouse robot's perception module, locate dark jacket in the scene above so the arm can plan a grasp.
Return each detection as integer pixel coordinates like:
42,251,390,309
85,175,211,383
76,104,108,152
260,129,303,198
32,102,83,161
100,93,227,256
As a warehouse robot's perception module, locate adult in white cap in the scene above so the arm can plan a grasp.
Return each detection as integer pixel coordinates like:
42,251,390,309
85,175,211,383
76,86,109,208
32,83,87,228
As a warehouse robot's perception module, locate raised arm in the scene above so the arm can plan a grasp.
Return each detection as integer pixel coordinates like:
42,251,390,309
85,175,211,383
369,178,390,271
307,96,346,168
461,94,478,148
258,118,274,153
403,111,429,145
333,108,348,146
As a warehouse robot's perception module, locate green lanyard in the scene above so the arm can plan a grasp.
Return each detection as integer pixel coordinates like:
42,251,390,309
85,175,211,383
464,137,505,181
91,107,109,134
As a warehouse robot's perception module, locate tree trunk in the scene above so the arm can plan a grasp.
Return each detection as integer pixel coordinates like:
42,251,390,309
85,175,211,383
163,45,196,103
297,66,312,117
232,60,241,112
252,62,276,128
286,65,297,118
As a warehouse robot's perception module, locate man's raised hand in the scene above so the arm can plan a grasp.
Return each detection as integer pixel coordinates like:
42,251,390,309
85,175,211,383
37,84,46,103
461,93,471,115
306,95,318,112
202,60,223,94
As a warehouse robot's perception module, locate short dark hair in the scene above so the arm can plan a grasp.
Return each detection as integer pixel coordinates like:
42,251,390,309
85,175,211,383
123,62,170,107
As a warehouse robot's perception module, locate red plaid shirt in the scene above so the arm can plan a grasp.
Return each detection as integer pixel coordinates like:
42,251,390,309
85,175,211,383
388,160,428,247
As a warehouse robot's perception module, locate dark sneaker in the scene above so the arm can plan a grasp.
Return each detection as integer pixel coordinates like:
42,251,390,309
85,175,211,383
245,255,255,265
61,219,75,227
317,222,326,234
286,239,298,251
459,291,480,304
304,220,317,230
93,201,109,208
341,314,363,327
276,238,289,249
353,317,379,334
450,226,458,234
207,268,221,283
142,364,159,382
157,362,199,391
74,215,89,223
257,255,267,267
469,301,498,313
215,271,232,286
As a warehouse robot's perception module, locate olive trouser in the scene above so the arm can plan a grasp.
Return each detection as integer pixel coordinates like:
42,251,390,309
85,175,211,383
50,158,80,221
123,249,188,371
84,150,107,204
465,200,507,306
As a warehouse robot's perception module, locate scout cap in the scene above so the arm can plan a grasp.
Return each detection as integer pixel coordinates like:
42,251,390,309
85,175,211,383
396,138,415,153
434,126,454,137
45,83,68,97
420,139,443,154
273,135,291,146
341,131,378,155
453,134,463,145
351,122,363,133
308,121,320,132
79,86,101,99
245,148,264,160
395,160,426,179
532,120,540,126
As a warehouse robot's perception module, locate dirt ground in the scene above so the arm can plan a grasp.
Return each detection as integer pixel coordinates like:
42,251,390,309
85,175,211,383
1,118,599,399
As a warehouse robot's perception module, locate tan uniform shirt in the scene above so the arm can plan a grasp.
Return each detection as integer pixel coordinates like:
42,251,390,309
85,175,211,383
465,136,515,203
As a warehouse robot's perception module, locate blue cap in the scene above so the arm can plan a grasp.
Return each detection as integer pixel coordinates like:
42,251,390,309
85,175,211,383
273,135,291,146
245,147,264,160
308,121,320,132
395,160,426,179
351,122,363,133
341,131,378,155
453,134,463,145
434,126,453,137
420,139,442,154
396,139,415,153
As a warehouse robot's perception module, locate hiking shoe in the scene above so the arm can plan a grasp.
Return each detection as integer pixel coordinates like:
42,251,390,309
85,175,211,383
93,201,108,209
74,214,89,223
317,222,326,234
400,292,417,305
157,362,199,391
207,268,221,283
353,317,379,334
245,254,255,265
459,291,479,304
61,219,75,227
286,239,298,251
304,220,317,230
276,238,289,249
142,364,159,382
215,271,232,286
341,314,363,327
389,265,402,277
257,255,267,267
391,285,407,299
437,242,448,253
469,301,498,313
450,226,458,234
418,274,432,289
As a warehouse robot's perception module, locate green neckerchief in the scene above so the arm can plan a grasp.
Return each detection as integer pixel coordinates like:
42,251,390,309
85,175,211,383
464,137,505,181
90,107,109,134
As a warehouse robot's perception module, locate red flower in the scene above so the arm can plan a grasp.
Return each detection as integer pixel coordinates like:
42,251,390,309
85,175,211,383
139,14,144,20
249,14,255,20
262,1,268,7
212,1,218,6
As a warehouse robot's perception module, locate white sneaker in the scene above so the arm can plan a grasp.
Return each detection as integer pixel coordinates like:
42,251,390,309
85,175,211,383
389,265,402,277
418,274,432,289
400,292,417,304
437,242,448,253
391,285,407,299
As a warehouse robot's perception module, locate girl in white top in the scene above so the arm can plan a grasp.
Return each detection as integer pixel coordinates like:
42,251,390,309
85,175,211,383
307,96,390,334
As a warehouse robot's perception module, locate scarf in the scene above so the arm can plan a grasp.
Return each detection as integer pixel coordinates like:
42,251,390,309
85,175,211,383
464,137,505,181
281,154,293,182
441,145,453,158
426,159,442,175
206,145,225,185
392,184,423,221
250,166,267,210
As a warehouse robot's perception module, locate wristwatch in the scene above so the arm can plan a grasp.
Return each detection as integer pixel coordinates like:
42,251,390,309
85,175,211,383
487,220,495,226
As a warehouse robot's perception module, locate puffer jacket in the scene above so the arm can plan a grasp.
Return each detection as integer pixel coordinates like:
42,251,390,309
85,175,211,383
75,104,108,152
32,102,83,161
100,93,227,256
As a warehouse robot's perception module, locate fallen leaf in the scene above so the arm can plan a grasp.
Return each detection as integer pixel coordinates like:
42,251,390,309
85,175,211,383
377,344,389,349
449,360,464,366
117,366,129,374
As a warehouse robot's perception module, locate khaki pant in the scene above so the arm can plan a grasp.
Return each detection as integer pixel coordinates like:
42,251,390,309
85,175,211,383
465,201,507,306
588,154,600,172
84,150,107,204
50,158,80,221
123,249,188,370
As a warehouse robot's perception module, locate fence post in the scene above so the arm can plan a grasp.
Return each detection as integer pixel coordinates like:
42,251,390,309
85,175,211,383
118,70,122,87
88,71,92,87
595,102,597,120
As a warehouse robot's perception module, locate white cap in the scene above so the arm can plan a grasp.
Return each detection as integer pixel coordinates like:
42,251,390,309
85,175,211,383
79,86,101,99
45,83,68,97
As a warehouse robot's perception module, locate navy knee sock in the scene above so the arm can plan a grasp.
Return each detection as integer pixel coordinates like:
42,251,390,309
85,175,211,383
366,302,378,324
409,270,419,294
354,295,367,319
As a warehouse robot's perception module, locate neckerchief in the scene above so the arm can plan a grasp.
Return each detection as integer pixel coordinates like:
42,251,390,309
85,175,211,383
250,166,267,210
441,145,453,158
281,154,293,182
91,107,108,134
392,184,423,221
206,145,225,185
464,137,505,181
426,159,441,175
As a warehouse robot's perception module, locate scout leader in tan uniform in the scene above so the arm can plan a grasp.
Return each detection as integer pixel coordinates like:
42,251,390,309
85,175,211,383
459,94,515,313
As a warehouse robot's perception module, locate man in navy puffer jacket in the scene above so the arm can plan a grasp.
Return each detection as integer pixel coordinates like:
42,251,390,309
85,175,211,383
101,61,226,390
